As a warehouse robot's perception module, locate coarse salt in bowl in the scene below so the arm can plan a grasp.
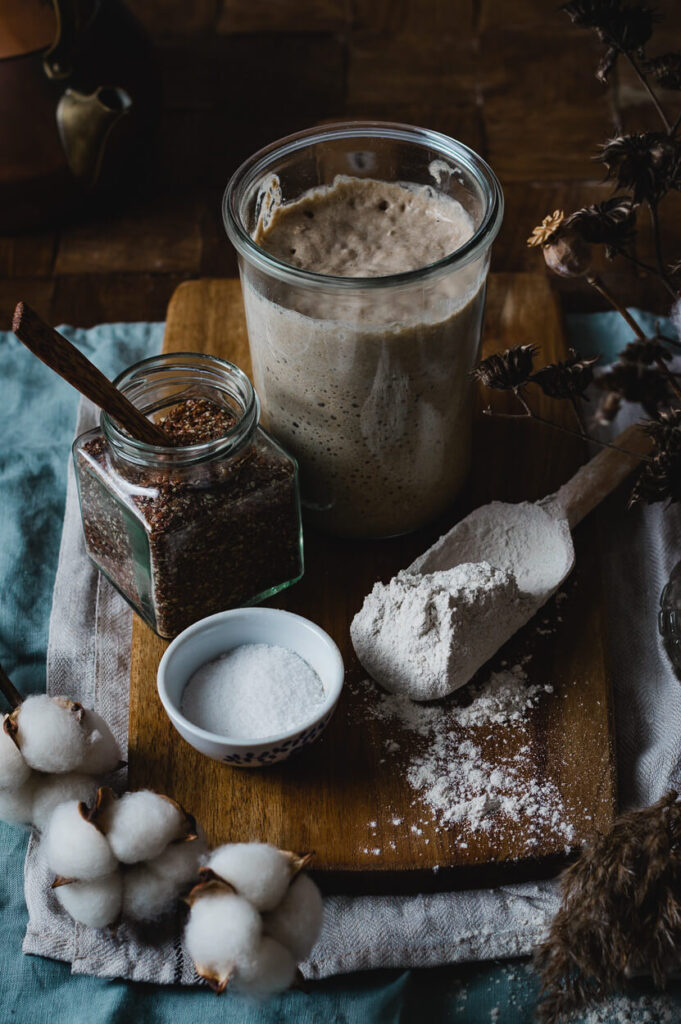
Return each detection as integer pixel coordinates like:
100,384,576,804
157,607,344,766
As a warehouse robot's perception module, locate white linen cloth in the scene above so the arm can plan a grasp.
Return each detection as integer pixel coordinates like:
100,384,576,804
22,393,681,981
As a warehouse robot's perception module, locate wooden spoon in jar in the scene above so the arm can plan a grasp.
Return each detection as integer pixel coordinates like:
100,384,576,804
12,302,169,447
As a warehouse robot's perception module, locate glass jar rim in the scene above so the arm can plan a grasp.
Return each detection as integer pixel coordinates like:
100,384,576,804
223,120,504,290
102,352,260,466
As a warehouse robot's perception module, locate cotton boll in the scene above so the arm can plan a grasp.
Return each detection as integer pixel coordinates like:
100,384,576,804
54,872,122,929
0,777,37,825
148,834,208,887
232,937,297,998
0,722,31,789
122,864,185,922
98,790,188,864
31,773,99,832
44,800,117,880
14,695,86,773
78,710,121,775
207,843,298,912
263,873,323,962
185,892,262,993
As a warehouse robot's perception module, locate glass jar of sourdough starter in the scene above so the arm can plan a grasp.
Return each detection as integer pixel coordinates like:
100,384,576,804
73,354,303,639
223,121,503,539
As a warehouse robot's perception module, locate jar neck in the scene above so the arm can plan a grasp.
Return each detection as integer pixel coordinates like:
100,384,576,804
102,353,260,468
224,120,504,290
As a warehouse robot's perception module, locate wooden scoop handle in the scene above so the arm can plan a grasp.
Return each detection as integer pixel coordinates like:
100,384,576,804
552,423,652,529
12,302,169,447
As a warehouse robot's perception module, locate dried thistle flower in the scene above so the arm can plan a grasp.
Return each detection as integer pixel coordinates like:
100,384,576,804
561,0,655,49
561,0,651,41
561,0,622,32
527,210,565,247
630,408,681,504
531,349,601,398
597,361,673,417
562,197,637,258
620,336,673,365
606,2,656,52
596,335,676,420
644,52,681,90
535,791,681,1024
562,1,657,82
597,133,681,204
471,345,538,390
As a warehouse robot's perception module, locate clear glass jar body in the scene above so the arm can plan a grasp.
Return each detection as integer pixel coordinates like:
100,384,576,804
224,122,503,538
72,354,303,639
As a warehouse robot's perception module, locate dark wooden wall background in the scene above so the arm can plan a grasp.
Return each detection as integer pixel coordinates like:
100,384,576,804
2,0,681,327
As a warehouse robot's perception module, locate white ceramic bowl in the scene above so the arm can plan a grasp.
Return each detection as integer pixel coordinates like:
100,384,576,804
157,607,345,766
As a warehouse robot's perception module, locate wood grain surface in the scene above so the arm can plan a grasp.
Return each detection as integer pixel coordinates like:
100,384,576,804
2,0,680,329
128,273,617,892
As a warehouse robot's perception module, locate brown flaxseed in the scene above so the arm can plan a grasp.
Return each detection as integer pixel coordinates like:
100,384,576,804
75,398,302,638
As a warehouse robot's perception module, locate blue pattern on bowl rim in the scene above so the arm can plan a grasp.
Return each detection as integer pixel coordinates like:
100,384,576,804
221,711,334,764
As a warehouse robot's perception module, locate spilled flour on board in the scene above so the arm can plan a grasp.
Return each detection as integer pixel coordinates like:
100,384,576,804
351,594,583,848
354,660,575,844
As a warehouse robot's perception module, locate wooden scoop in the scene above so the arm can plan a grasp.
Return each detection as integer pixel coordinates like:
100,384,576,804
352,424,652,701
413,423,651,581
12,302,169,447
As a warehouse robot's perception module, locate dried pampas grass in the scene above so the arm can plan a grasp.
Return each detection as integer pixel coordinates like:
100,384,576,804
535,791,681,1023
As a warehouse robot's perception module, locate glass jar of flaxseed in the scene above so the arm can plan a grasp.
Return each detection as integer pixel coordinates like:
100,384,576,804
73,353,304,639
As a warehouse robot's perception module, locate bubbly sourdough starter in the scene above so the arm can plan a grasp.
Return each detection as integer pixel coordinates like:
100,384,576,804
244,175,486,537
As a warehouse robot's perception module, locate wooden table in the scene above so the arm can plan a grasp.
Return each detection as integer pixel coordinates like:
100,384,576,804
1,0,680,327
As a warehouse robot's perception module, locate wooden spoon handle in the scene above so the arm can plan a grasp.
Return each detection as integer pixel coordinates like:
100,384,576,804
552,423,652,529
12,302,169,447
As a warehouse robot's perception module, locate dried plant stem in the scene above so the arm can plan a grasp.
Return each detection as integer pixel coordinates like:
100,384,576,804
586,273,647,340
608,62,625,136
614,248,679,300
570,395,587,436
586,273,681,403
482,397,650,461
0,663,23,710
648,202,678,298
658,333,681,352
655,354,681,403
672,110,681,136
625,52,672,134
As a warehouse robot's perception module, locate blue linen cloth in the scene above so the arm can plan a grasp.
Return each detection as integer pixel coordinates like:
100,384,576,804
1,313,680,1022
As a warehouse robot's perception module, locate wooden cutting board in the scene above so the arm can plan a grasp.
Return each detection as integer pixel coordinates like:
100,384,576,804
128,273,617,893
